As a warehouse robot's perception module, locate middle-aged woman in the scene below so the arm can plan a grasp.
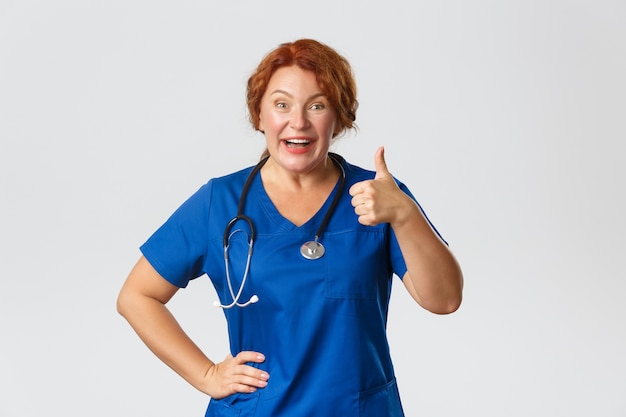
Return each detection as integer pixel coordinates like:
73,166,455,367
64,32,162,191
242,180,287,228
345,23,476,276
117,38,463,416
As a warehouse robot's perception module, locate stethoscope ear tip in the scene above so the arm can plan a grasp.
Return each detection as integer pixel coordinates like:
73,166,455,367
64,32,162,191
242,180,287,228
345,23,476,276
250,295,259,303
212,300,221,308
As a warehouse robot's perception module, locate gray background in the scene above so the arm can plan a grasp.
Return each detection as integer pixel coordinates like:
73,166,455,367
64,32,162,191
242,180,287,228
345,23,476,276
1,0,625,416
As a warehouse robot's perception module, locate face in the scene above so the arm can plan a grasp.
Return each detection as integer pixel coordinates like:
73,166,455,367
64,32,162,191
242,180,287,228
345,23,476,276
258,65,338,174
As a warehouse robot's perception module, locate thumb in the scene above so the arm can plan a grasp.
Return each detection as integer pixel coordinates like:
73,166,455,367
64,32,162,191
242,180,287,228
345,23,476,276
374,146,390,179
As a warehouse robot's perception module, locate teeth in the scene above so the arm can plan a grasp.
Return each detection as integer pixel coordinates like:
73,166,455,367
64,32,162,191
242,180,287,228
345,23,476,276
286,139,310,144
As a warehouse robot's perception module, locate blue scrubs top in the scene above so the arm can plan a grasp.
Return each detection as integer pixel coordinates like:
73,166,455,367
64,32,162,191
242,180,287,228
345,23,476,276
140,155,444,417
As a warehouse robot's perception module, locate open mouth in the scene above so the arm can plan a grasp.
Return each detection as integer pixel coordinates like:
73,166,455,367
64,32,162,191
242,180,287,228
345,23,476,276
283,138,312,148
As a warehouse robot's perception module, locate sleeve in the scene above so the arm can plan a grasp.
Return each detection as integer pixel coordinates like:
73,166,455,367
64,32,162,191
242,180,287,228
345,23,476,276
139,181,213,288
389,180,448,280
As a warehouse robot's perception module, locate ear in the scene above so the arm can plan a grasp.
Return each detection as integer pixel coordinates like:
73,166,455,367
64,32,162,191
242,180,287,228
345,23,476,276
258,114,265,132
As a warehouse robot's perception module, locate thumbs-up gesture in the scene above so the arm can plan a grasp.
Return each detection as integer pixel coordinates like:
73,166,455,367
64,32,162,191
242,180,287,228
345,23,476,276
349,147,410,226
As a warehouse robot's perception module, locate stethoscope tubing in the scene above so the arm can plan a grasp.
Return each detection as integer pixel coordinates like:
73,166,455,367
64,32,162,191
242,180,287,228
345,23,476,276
215,153,345,309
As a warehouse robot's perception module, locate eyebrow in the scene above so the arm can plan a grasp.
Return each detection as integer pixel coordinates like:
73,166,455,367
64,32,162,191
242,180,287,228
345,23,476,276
269,90,327,100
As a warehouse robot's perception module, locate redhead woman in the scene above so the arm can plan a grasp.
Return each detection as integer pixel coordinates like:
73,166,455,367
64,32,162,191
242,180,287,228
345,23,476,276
117,38,463,417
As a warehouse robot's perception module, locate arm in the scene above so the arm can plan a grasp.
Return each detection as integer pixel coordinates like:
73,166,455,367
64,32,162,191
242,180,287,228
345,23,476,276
116,256,269,397
348,147,463,314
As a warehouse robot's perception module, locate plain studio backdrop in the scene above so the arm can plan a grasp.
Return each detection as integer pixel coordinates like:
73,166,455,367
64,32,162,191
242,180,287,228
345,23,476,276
1,1,624,416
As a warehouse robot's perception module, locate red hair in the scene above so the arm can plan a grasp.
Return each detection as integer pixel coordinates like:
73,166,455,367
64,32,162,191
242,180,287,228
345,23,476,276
247,39,358,139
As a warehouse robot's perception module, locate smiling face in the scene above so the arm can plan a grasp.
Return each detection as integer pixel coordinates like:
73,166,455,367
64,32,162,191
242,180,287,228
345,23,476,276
258,65,338,174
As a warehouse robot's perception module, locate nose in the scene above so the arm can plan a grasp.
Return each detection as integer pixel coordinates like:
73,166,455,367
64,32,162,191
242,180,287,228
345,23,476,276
289,108,309,130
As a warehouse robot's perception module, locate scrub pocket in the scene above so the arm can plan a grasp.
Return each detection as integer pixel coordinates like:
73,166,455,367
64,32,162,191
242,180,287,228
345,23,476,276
204,392,259,417
325,230,389,300
358,378,404,417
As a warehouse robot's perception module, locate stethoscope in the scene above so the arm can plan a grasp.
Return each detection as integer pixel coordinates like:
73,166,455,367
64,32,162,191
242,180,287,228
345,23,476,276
213,153,346,309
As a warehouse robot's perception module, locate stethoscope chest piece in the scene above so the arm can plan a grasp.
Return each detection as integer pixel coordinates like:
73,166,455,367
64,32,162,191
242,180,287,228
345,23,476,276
216,153,344,307
300,240,325,260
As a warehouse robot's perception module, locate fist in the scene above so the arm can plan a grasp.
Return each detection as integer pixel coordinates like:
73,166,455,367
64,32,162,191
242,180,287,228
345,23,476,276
348,147,402,226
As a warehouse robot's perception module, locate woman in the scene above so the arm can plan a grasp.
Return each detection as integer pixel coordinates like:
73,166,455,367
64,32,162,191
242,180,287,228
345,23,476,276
117,38,463,416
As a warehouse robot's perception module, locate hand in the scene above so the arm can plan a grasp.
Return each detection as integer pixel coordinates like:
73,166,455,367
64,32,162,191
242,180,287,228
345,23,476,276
203,351,269,399
349,147,410,226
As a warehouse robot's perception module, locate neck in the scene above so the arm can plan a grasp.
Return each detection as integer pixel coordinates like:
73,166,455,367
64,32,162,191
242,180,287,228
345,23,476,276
261,155,339,192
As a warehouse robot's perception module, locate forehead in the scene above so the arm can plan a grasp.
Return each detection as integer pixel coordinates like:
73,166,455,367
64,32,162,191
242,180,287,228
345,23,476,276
265,65,322,95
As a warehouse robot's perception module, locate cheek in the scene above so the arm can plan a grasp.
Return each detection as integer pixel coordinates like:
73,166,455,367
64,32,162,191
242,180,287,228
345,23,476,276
259,111,285,134
325,118,340,137
322,111,340,136
258,106,273,132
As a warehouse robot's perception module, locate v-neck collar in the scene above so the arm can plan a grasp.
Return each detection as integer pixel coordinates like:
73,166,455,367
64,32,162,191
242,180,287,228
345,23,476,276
250,169,342,235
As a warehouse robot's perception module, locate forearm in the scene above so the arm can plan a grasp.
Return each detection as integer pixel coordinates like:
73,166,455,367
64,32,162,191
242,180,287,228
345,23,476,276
118,293,214,393
391,199,463,314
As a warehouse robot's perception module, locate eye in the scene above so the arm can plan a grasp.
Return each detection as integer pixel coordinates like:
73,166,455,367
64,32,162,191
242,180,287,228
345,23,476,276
310,103,325,110
276,102,288,109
